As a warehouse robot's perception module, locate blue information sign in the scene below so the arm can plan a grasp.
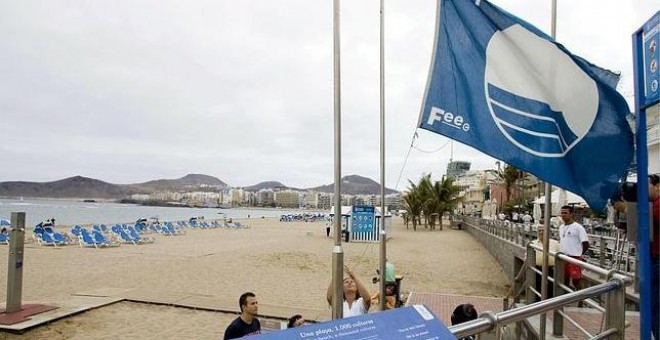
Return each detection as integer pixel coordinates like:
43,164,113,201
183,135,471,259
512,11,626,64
253,305,455,340
636,11,660,107
351,205,375,234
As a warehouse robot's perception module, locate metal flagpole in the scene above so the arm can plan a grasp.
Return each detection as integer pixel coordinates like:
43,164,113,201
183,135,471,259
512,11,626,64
331,0,344,320
379,0,387,312
539,2,557,338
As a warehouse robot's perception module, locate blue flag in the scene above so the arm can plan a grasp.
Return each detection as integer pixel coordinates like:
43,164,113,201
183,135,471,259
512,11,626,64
418,0,634,210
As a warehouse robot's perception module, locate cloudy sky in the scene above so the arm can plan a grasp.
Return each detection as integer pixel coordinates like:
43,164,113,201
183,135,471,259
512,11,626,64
0,0,656,190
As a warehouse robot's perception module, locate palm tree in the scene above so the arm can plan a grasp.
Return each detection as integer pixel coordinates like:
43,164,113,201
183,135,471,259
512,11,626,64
403,174,460,231
402,188,422,231
497,164,520,203
432,176,461,229
418,174,436,229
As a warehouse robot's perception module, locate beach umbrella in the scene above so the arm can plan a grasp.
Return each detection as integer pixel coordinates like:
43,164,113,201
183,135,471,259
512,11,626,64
0,218,10,226
552,189,568,215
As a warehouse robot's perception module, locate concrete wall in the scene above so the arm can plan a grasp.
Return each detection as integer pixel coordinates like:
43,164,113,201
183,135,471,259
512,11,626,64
459,218,526,280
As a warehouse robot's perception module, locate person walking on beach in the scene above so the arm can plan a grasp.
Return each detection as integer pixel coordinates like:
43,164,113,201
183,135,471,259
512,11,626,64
327,265,371,318
558,206,589,299
530,226,560,301
223,292,261,339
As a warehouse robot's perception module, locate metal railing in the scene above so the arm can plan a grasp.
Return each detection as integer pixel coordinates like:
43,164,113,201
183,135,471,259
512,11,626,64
454,216,634,339
461,216,636,275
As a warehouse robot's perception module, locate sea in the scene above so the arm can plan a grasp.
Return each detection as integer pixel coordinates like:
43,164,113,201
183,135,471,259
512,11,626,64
0,198,324,227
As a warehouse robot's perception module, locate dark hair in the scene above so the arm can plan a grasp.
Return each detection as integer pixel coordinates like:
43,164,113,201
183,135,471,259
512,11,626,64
451,304,478,325
561,205,574,213
650,174,660,186
385,283,397,295
287,314,302,328
239,292,255,312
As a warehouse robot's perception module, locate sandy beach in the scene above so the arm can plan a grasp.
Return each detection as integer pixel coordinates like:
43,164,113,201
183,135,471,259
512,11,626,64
0,217,508,339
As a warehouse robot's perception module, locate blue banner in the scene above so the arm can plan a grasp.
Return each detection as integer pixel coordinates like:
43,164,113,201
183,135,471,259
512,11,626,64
351,205,375,234
252,305,455,340
418,0,634,210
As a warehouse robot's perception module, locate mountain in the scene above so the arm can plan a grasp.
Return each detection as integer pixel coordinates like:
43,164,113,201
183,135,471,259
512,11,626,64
0,176,129,199
309,175,398,195
0,174,397,199
132,174,228,193
244,181,294,192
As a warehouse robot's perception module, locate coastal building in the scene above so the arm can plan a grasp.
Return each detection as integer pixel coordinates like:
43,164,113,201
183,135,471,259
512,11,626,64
259,190,275,207
300,191,319,208
453,170,487,215
317,193,333,210
130,194,151,201
385,193,401,211
446,161,471,179
230,188,244,206
274,190,300,208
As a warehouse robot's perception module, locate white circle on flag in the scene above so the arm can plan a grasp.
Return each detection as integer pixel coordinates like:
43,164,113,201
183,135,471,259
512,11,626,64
484,24,599,157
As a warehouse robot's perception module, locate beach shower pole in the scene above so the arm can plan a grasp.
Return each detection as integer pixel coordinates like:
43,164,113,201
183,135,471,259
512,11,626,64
378,0,387,312
6,212,26,313
539,2,557,338
331,0,344,320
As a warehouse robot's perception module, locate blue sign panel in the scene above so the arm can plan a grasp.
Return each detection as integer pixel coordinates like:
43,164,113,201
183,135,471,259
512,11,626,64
351,205,375,234
639,11,660,107
252,305,455,340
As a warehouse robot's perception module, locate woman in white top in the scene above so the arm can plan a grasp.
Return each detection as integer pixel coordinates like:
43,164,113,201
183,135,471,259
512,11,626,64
327,265,371,318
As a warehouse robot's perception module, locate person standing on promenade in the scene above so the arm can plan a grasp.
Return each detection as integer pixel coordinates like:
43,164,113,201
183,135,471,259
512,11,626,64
224,292,261,339
530,226,560,301
558,206,589,297
327,265,371,318
648,174,659,339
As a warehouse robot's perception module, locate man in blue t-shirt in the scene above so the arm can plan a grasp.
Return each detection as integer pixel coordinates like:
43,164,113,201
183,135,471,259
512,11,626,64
224,292,261,339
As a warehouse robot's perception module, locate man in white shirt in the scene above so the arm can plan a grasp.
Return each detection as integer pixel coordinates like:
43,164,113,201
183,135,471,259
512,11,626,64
558,205,589,296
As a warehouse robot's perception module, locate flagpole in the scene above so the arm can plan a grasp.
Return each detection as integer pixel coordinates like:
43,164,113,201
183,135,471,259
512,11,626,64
539,1,557,338
632,16,653,340
331,0,344,320
379,0,387,312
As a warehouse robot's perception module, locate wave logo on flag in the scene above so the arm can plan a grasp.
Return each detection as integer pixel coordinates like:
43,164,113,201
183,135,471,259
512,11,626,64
485,24,598,157
417,0,634,210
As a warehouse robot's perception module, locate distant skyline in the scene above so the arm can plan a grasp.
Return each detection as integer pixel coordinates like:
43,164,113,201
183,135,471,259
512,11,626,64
0,1,655,190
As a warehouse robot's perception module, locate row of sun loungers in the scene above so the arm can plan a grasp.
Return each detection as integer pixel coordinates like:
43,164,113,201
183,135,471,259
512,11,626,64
18,218,249,249
187,220,249,229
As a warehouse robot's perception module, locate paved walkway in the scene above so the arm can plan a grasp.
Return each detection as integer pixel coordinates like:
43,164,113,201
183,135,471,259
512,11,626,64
0,289,641,338
407,291,640,339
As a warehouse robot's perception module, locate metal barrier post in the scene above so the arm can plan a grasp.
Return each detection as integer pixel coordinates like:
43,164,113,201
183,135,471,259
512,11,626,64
525,244,536,305
599,235,605,269
6,212,26,313
552,256,565,337
605,277,625,340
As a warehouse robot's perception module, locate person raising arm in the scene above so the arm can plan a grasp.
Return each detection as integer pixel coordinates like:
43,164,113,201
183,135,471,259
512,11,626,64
327,265,371,317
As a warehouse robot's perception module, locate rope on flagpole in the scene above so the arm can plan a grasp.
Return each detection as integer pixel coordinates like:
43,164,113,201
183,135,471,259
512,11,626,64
394,130,418,191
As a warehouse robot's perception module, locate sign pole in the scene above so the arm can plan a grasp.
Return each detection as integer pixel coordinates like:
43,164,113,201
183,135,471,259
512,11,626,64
631,12,658,339
379,0,387,312
331,0,344,320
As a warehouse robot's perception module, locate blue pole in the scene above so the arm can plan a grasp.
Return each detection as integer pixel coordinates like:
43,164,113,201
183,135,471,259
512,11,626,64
631,25,652,340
